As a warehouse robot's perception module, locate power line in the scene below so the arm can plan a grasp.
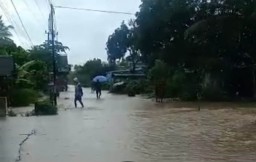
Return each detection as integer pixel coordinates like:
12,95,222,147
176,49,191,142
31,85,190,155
54,5,134,15
0,1,29,47
10,0,33,47
33,0,46,20
45,0,50,10
22,0,45,28
0,6,23,46
23,0,40,20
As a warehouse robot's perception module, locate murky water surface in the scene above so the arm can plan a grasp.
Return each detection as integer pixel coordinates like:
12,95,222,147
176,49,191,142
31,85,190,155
1,87,256,162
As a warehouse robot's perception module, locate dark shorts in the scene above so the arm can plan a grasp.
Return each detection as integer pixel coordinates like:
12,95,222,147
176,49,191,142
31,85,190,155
96,89,101,93
75,95,82,101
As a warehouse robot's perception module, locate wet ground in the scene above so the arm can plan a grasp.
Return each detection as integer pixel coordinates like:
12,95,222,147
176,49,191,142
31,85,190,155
1,86,256,162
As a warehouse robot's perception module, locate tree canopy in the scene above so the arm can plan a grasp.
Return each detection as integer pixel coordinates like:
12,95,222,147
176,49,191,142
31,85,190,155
106,0,256,100
106,22,129,63
71,58,115,87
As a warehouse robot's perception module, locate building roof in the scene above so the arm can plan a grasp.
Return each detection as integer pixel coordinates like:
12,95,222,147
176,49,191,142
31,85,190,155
113,73,146,78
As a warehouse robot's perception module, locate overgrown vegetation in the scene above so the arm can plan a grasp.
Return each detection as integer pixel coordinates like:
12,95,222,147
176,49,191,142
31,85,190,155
70,58,115,87
10,89,39,107
106,0,256,101
0,16,69,107
35,99,58,115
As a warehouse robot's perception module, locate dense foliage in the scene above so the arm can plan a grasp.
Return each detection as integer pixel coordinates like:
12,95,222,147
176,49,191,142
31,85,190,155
0,16,69,106
35,99,58,115
107,0,256,100
70,58,115,87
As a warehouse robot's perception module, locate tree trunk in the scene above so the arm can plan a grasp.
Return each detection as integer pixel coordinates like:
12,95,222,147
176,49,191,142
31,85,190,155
132,58,136,73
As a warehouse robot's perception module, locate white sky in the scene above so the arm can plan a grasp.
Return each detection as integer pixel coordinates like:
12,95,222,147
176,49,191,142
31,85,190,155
0,0,141,65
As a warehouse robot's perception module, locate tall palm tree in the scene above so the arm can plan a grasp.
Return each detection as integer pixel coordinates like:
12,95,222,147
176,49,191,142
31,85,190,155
0,16,14,46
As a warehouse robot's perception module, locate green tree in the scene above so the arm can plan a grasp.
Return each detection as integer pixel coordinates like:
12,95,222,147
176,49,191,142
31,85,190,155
135,0,196,67
16,60,48,90
72,59,115,86
0,16,13,46
149,59,169,83
106,22,129,64
106,20,142,72
40,40,70,53
185,0,256,98
105,0,256,100
126,19,142,72
29,40,69,70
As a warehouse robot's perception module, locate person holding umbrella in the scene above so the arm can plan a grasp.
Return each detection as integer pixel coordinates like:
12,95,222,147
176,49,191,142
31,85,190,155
92,75,107,99
74,78,84,108
95,79,101,99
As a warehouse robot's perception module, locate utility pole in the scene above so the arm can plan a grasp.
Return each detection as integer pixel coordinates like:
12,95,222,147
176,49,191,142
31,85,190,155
49,4,57,105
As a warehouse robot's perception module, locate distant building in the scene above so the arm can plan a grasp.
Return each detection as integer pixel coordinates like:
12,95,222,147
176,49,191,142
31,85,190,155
128,61,147,70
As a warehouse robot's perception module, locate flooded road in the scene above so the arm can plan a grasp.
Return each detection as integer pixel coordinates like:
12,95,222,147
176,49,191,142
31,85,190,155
1,87,256,162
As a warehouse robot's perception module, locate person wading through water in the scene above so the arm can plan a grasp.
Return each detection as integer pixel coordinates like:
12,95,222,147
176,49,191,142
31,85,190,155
95,79,102,99
74,78,84,108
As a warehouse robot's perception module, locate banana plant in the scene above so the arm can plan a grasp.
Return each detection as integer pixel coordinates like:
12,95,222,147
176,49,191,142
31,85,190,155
15,60,48,89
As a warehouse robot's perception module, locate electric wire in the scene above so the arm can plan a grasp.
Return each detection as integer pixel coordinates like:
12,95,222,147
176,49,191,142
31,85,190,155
10,0,34,47
54,5,134,15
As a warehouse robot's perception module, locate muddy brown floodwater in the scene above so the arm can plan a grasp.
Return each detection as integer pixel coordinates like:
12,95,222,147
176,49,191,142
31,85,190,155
1,86,256,162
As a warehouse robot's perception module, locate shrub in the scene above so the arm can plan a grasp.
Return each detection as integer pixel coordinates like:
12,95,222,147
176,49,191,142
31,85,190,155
34,100,57,115
128,90,136,97
101,83,110,90
201,85,228,101
110,79,150,95
8,110,17,117
125,81,136,96
165,70,186,98
110,82,127,94
16,79,34,89
10,89,39,107
125,80,150,94
149,60,169,82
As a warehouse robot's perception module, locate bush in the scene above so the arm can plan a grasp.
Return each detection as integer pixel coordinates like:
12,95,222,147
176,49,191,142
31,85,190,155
110,82,127,94
10,89,39,107
8,110,17,117
16,79,34,89
125,81,136,97
110,79,150,95
128,90,136,97
34,100,57,115
165,70,186,98
125,80,149,94
201,85,228,101
101,83,110,90
149,60,169,82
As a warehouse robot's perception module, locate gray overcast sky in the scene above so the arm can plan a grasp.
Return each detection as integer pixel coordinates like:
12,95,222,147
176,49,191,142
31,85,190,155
0,0,141,65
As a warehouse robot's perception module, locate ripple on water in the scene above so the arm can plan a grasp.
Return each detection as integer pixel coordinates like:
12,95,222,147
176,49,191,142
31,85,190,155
128,104,256,162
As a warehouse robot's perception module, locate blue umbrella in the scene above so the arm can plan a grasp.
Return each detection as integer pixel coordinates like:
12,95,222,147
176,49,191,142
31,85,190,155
93,75,107,82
